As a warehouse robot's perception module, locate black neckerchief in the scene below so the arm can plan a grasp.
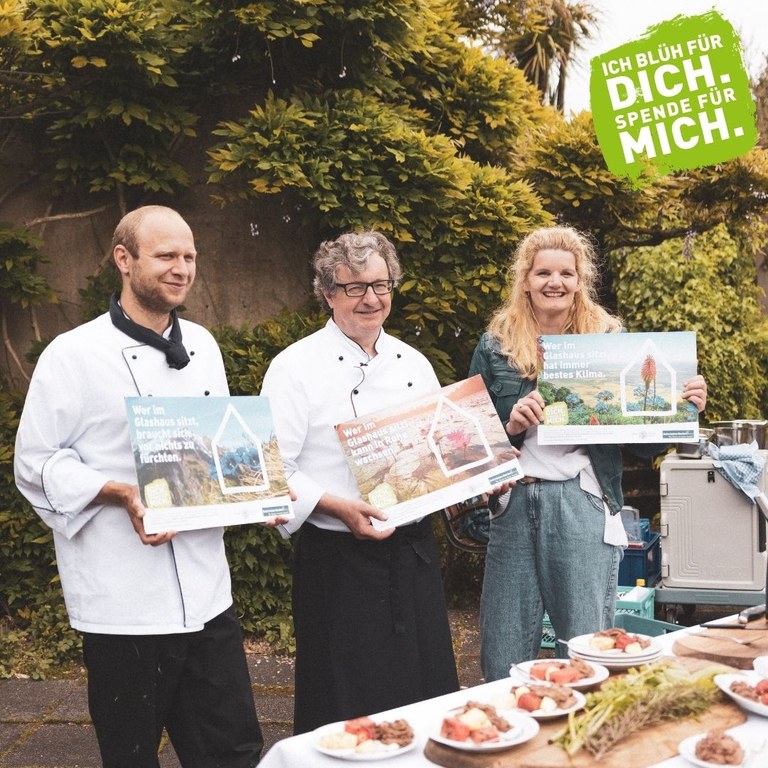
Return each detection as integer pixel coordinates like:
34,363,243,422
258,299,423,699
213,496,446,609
109,292,190,370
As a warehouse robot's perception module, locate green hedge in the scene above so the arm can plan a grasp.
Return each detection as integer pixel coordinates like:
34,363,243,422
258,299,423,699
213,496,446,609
0,388,79,678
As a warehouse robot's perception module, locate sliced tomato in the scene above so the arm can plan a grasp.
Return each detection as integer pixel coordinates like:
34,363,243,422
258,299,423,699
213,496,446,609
470,726,500,744
344,716,377,743
440,717,470,742
516,692,542,712
549,667,582,685
613,633,636,651
530,662,559,681
754,678,768,695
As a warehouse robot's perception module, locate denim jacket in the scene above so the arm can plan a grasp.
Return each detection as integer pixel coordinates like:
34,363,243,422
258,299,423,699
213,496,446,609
469,332,661,516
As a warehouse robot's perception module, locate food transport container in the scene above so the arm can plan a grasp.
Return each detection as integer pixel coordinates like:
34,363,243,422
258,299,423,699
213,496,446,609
659,452,768,591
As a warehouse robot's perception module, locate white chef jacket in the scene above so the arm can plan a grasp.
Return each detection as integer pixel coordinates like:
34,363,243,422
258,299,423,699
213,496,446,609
14,312,233,634
260,319,441,535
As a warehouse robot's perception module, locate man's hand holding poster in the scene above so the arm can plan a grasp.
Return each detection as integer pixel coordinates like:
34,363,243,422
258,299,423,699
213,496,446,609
126,396,294,533
336,375,523,530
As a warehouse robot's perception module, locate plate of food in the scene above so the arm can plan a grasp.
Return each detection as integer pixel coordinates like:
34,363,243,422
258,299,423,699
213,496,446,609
568,628,660,660
511,658,609,689
431,700,540,752
501,683,586,720
314,716,417,760
713,673,768,718
678,729,748,767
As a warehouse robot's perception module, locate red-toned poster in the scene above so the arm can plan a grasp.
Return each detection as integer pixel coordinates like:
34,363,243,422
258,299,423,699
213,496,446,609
336,375,523,530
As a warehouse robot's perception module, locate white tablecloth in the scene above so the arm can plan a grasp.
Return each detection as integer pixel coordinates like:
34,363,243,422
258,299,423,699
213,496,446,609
260,624,767,767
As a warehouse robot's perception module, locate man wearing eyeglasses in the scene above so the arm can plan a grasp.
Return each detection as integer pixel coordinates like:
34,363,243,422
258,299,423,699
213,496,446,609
261,231,459,734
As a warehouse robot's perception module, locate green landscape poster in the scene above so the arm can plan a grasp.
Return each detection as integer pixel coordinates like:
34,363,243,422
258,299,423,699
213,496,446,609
537,331,699,445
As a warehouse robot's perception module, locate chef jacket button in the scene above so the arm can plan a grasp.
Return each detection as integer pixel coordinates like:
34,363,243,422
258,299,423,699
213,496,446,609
190,350,195,356
353,389,359,395
204,390,210,396
132,355,137,360
339,356,344,361
407,382,413,387
397,353,402,358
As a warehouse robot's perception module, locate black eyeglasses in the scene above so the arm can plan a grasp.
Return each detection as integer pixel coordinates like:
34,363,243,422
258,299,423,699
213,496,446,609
334,280,395,297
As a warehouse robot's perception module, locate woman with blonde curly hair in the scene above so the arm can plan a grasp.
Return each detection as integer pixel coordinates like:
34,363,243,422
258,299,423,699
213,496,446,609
470,226,707,678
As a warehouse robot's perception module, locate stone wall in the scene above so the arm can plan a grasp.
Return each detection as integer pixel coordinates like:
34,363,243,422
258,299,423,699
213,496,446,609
2,179,320,391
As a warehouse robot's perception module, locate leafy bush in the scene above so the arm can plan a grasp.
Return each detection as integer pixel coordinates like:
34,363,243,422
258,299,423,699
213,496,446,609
610,225,768,421
0,387,80,679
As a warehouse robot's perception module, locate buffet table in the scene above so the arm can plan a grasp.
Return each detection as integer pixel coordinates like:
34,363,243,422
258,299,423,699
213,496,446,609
260,622,767,768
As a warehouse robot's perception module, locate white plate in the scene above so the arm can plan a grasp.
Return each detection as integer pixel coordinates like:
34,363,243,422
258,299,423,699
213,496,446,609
313,721,418,761
511,659,610,690
505,686,586,720
753,656,768,677
430,709,540,753
567,632,661,660
567,648,662,671
678,732,747,768
714,673,768,718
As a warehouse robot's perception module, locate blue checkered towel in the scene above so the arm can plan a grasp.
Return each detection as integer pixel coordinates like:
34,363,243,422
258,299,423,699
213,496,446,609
708,440,766,501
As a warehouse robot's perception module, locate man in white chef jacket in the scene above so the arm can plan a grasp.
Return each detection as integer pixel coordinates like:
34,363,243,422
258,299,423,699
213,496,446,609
14,205,269,768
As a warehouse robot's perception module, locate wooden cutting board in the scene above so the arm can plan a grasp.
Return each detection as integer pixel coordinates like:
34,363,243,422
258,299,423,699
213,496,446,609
423,657,748,768
672,623,768,669
423,701,745,768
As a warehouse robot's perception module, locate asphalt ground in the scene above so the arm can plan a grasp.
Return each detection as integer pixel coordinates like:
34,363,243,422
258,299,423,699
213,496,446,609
0,608,485,767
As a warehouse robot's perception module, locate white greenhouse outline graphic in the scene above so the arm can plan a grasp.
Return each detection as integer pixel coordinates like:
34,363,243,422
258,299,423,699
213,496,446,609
426,395,494,477
211,403,269,495
620,338,676,417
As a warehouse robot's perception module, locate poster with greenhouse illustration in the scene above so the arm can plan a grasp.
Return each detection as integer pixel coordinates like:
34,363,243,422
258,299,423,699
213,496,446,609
125,396,294,533
537,331,699,445
336,375,523,530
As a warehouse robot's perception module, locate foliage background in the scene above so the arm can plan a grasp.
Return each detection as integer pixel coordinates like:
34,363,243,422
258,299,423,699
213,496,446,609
1,0,767,677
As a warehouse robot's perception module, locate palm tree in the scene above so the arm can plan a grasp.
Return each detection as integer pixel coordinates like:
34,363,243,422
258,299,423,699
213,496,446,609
513,1,598,110
459,1,599,111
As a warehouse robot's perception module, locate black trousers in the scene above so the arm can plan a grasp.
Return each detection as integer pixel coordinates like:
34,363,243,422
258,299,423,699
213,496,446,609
292,519,459,734
82,606,263,768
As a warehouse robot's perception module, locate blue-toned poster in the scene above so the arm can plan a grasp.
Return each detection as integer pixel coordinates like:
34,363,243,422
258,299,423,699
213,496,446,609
125,396,293,533
537,331,699,445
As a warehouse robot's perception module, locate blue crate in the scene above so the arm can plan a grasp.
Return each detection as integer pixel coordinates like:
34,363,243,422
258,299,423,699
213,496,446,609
618,530,661,587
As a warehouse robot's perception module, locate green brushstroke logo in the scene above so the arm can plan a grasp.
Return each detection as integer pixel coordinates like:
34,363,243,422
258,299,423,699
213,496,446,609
590,11,756,183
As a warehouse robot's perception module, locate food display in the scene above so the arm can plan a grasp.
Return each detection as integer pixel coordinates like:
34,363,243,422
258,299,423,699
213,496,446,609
715,673,768,718
588,627,652,655
526,658,595,684
315,716,415,758
513,658,610,690
552,660,724,759
568,629,661,670
729,677,768,706
439,701,514,744
510,683,577,713
693,729,745,766
432,700,540,752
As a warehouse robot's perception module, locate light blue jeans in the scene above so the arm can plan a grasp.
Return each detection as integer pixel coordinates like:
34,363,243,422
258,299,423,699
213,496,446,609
480,477,621,681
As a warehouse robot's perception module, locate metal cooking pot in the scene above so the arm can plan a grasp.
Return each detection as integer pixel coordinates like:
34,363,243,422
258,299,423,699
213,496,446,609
709,420,767,450
676,427,714,458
